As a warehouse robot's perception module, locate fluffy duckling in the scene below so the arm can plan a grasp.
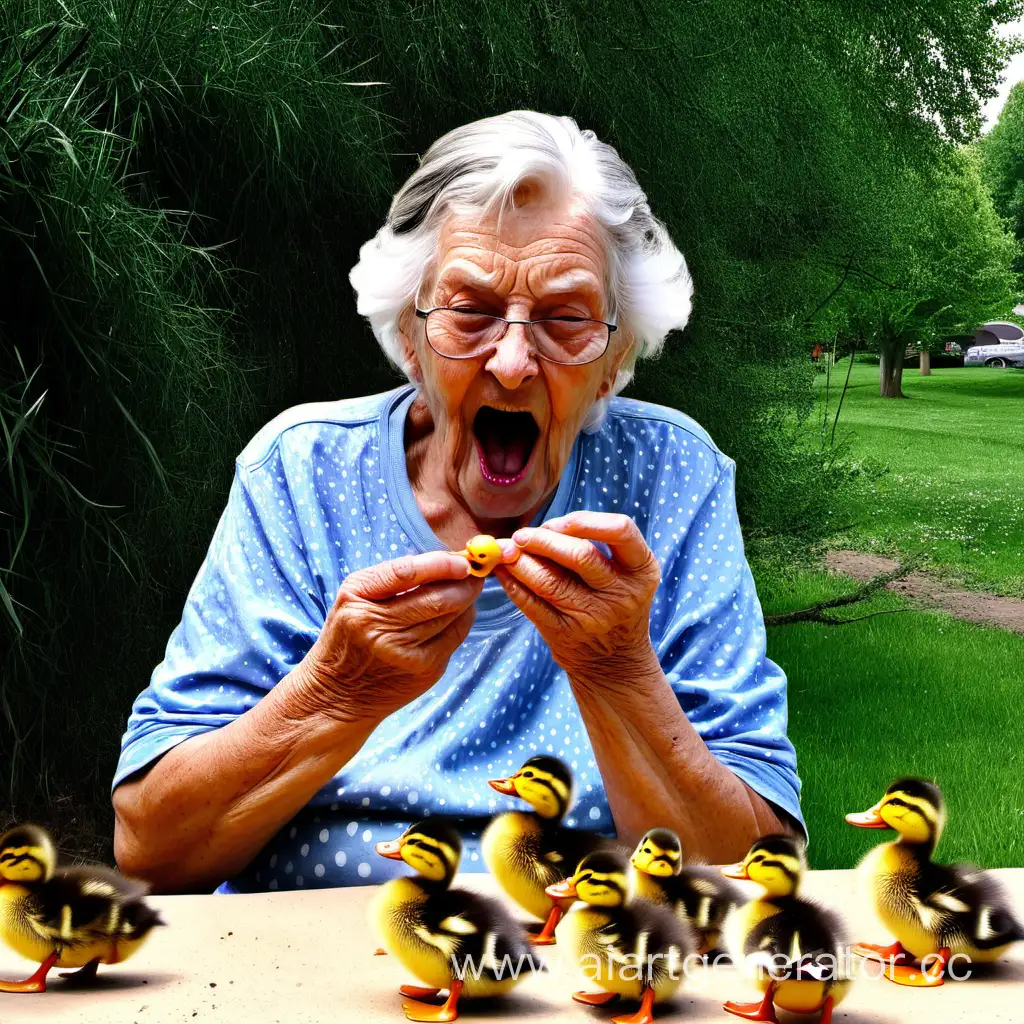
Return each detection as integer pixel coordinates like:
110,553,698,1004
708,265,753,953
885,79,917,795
371,818,537,1022
454,536,503,577
630,827,745,953
547,849,694,1024
721,835,850,1023
483,755,617,944
847,777,1023,986
0,824,163,993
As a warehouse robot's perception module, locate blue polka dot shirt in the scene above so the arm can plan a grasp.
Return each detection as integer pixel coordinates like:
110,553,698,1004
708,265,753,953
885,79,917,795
114,386,803,892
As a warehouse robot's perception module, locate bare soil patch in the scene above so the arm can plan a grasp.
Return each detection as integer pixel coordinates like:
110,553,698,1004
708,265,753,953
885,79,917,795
826,550,1024,634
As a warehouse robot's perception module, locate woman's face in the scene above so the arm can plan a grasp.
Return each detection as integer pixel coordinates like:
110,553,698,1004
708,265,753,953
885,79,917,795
402,191,630,523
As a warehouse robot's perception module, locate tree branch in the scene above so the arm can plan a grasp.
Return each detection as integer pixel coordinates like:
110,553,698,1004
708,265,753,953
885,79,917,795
763,555,925,627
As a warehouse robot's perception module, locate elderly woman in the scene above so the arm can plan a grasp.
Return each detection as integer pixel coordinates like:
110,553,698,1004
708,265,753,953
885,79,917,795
112,112,802,894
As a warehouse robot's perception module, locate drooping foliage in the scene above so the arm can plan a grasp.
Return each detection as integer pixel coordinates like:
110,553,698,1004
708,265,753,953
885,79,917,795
980,79,1024,273
1,0,1019,847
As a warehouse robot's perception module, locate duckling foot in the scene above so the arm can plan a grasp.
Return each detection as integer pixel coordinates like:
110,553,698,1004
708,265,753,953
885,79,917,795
852,940,912,965
0,951,59,993
402,979,462,1022
59,959,100,985
723,984,779,1023
572,990,619,1005
610,985,656,1024
530,904,563,945
400,986,441,999
884,947,949,988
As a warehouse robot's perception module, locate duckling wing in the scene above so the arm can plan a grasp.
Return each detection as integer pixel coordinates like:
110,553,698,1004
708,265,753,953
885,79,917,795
922,864,1024,950
745,898,847,981
673,867,746,929
425,888,535,976
540,826,625,878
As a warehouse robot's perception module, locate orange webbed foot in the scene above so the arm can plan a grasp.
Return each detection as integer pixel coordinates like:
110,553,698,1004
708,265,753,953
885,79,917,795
0,951,60,993
572,990,619,1005
401,978,462,1022
399,985,441,999
610,986,657,1024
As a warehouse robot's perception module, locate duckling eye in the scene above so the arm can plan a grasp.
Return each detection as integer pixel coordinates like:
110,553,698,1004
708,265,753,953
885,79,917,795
887,797,907,809
522,771,534,778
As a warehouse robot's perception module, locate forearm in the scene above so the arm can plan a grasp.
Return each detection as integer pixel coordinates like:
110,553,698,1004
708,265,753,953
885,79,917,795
113,667,376,893
569,646,787,862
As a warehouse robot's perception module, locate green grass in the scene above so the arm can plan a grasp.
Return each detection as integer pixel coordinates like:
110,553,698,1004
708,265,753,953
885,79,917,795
819,360,1024,596
759,567,1024,870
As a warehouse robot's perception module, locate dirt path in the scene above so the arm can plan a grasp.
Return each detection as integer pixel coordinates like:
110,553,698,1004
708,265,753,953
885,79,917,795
826,550,1024,634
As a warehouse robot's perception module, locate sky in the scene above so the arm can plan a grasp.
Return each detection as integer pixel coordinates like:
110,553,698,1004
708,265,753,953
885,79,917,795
981,18,1024,130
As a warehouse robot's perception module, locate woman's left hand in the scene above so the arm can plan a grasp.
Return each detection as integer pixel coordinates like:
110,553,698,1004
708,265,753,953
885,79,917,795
494,512,662,685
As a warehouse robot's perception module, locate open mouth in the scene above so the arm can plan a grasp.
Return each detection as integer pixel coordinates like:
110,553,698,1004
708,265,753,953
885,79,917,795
473,406,540,486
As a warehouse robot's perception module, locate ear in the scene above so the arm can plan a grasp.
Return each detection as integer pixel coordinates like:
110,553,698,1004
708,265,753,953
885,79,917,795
597,331,635,399
397,305,424,384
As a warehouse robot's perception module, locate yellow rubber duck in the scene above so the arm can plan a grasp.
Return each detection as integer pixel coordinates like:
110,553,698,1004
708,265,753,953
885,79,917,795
454,535,503,577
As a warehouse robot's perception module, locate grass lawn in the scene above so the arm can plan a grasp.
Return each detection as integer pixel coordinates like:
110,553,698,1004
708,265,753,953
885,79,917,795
818,360,1024,597
759,568,1024,870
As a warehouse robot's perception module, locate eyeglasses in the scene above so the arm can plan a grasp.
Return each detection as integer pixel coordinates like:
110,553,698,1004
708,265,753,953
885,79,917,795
415,307,617,365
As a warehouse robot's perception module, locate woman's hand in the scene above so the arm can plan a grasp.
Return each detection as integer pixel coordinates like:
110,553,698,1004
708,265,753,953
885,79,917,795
494,512,662,686
291,551,484,724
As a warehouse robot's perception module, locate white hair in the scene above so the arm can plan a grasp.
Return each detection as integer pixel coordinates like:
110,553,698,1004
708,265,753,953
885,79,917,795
348,110,693,431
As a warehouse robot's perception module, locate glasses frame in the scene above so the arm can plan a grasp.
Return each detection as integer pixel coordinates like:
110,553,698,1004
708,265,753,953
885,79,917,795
415,307,618,366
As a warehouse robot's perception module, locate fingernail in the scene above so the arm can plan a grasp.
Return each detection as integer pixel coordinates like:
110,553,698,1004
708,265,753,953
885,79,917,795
498,538,520,562
512,529,530,545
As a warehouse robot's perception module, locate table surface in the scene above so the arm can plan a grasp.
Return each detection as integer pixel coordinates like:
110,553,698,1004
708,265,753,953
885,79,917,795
1,869,1021,1023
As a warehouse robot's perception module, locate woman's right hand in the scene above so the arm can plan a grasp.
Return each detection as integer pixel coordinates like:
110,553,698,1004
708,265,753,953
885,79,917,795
289,550,487,724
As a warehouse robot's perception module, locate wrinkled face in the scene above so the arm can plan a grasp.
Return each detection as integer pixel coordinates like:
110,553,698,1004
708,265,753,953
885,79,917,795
401,190,630,522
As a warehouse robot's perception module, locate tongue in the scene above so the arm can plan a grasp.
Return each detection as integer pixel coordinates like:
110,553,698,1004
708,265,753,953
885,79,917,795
483,431,530,477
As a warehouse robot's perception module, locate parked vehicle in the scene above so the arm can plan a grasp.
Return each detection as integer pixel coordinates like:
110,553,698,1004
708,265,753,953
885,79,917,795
964,321,1024,367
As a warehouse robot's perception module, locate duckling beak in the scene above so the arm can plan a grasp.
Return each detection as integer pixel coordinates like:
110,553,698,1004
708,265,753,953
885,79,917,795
488,777,518,795
845,806,890,829
545,878,577,900
720,862,749,880
375,839,403,859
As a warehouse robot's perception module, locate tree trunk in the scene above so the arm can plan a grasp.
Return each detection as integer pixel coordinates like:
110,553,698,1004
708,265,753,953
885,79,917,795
879,334,907,398
919,350,931,375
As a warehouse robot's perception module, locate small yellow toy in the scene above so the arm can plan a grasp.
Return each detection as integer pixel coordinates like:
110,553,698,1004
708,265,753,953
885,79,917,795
454,535,503,576
483,756,616,945
547,849,694,1024
630,827,745,954
720,835,850,1023
846,777,1023,987
0,824,164,993
372,819,537,1021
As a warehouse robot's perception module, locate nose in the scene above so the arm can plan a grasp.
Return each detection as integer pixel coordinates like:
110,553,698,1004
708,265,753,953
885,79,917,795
484,322,539,390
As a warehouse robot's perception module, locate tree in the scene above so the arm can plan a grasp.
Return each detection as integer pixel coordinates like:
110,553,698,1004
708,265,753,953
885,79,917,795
979,80,1024,272
841,148,1019,397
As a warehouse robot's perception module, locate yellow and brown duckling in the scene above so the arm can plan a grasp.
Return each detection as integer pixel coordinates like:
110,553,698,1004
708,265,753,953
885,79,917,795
483,755,618,945
720,835,850,1023
371,818,537,1022
846,777,1023,987
0,823,164,993
631,827,745,954
454,535,504,577
547,849,694,1024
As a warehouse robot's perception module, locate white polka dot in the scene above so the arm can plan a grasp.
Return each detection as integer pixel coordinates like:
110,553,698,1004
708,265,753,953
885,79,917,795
335,851,347,867
589,807,601,820
346,821,358,836
362,829,372,842
319,829,329,843
300,843,309,857
357,862,372,878
408,791,419,805
314,863,325,877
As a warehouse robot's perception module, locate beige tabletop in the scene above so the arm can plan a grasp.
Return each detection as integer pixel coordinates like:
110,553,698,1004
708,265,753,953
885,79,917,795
1,869,1021,1023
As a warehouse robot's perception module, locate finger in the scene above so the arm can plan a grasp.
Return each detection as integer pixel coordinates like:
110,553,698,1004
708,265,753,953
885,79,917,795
540,512,652,571
344,551,470,601
382,576,484,626
497,537,521,564
393,601,475,644
510,527,615,588
424,603,477,661
493,563,567,629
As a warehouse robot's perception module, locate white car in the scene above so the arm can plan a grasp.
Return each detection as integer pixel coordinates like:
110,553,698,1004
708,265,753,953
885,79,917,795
964,320,1024,367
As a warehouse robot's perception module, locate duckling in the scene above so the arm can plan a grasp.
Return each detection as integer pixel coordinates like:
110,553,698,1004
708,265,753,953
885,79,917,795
630,827,745,954
720,835,850,1023
0,824,164,993
547,849,694,1024
482,755,617,944
454,535,503,577
371,818,537,1022
846,777,1023,986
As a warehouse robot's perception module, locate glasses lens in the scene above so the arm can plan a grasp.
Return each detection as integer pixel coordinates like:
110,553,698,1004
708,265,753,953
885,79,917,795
425,309,504,357
533,318,610,364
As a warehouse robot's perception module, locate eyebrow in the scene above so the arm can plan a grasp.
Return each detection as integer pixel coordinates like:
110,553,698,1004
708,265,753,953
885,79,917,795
435,262,605,310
